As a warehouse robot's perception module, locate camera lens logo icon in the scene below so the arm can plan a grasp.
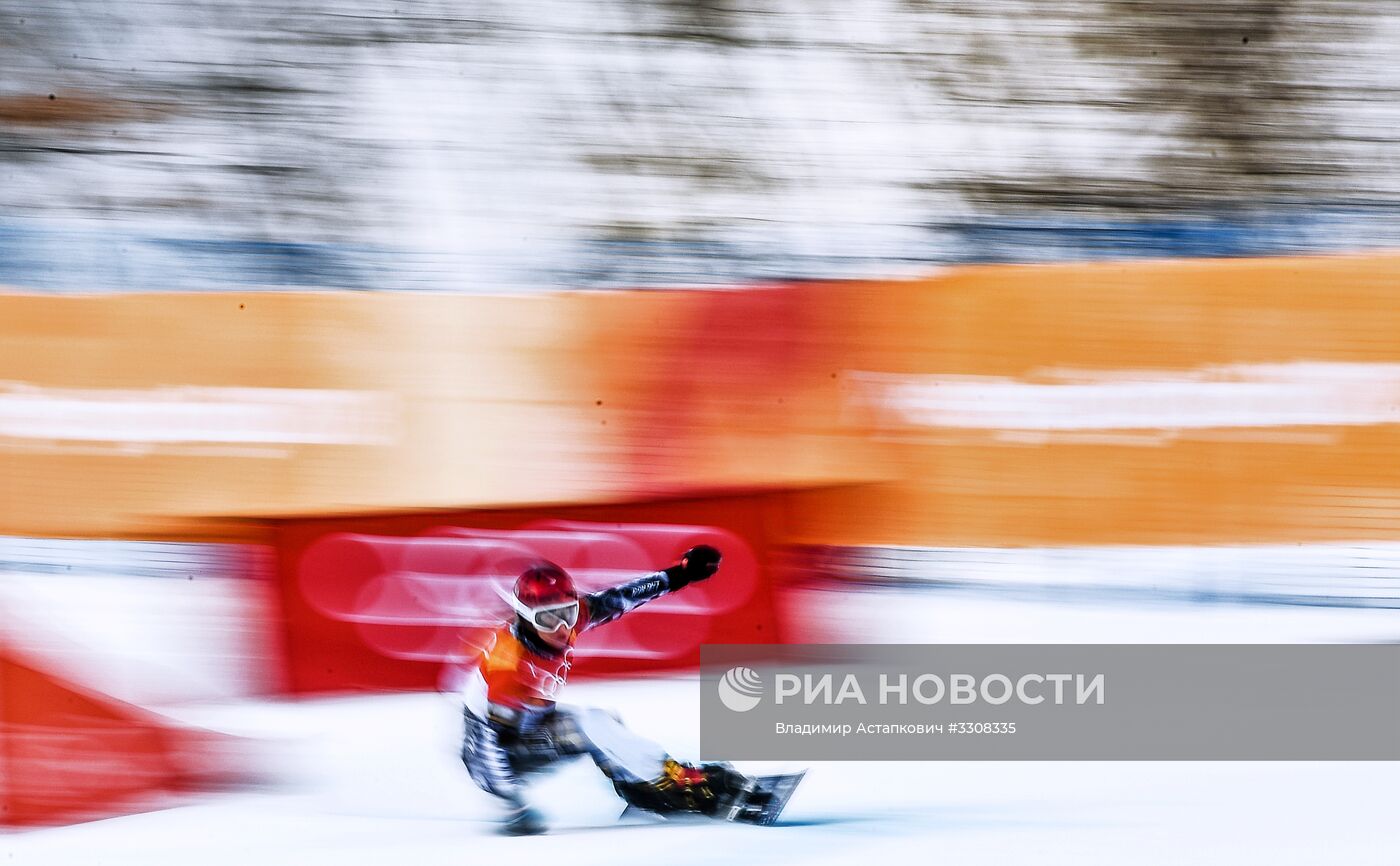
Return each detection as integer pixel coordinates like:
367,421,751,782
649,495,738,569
717,666,764,712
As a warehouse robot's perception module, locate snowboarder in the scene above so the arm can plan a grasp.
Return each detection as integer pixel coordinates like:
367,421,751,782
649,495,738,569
455,545,786,835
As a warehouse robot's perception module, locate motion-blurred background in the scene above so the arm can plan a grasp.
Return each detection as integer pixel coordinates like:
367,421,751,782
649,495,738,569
7,1,1400,289
2,0,1399,854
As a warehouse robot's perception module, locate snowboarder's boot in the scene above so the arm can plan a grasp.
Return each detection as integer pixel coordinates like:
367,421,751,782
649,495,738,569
500,805,547,836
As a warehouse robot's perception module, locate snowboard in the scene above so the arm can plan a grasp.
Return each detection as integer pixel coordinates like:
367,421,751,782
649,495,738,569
616,770,807,828
722,771,807,826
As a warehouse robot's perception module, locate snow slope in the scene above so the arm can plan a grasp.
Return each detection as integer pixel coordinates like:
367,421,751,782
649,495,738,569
4,671,1396,866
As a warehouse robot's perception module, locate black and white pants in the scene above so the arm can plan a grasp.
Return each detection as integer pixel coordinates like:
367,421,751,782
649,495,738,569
461,704,668,812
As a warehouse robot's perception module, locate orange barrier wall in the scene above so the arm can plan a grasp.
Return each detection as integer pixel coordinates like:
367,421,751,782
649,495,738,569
790,254,1400,548
0,287,867,540
8,256,1398,547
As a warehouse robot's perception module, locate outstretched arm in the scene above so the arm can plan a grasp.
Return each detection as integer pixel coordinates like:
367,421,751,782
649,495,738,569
581,545,722,630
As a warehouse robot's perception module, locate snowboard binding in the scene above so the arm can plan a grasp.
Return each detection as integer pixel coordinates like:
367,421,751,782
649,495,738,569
613,761,805,826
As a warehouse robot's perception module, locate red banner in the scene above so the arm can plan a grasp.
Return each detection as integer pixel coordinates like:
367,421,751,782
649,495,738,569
0,643,229,827
275,493,796,693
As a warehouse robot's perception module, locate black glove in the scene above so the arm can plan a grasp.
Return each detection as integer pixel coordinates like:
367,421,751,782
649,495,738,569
665,545,722,589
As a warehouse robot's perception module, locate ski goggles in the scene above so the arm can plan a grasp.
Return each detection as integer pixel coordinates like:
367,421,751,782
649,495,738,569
524,601,579,632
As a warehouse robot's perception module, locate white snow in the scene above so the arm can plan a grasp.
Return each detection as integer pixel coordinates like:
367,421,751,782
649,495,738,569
3,666,1397,865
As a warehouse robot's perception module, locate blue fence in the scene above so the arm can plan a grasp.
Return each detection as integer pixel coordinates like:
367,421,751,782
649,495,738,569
4,203,1400,291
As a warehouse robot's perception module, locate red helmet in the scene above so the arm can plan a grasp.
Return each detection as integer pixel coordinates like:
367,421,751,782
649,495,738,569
509,561,580,633
513,561,577,607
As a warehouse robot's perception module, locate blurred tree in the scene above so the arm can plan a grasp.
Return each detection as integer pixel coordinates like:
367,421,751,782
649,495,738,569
1076,0,1363,201
948,0,1371,213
